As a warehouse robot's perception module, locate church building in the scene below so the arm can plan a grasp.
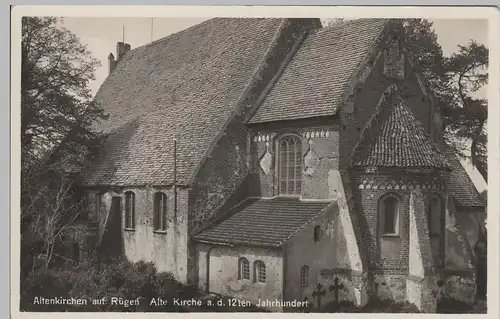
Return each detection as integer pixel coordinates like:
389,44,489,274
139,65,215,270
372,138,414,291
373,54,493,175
80,18,486,312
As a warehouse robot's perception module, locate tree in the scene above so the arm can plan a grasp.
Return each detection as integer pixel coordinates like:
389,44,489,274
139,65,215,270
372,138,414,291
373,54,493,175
21,17,106,271
444,41,488,181
22,166,89,268
21,17,106,169
403,19,488,182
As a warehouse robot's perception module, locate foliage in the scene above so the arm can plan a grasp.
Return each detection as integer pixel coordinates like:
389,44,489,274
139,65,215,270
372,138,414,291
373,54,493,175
403,19,488,182
21,17,107,277
20,258,192,312
21,17,106,166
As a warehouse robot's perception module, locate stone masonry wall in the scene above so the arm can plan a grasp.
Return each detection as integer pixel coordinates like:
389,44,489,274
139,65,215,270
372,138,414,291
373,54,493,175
350,170,447,273
84,187,190,282
283,203,338,304
196,243,284,311
250,122,340,200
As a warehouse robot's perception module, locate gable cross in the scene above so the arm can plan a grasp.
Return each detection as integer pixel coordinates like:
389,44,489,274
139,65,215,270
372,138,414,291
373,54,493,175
312,282,327,309
329,277,345,305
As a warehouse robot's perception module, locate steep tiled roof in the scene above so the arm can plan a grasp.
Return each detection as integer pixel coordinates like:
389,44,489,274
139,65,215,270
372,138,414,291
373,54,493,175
352,85,450,170
193,197,334,247
248,19,388,124
83,18,284,186
445,148,486,208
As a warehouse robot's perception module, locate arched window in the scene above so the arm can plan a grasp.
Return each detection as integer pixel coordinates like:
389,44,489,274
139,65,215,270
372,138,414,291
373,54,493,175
314,225,322,242
300,265,309,287
254,260,266,283
153,192,167,231
379,194,400,235
124,191,135,229
238,257,250,280
279,135,302,195
427,196,443,237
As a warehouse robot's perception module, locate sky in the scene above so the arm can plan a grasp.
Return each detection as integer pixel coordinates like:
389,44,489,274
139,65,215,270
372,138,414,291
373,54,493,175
60,17,488,192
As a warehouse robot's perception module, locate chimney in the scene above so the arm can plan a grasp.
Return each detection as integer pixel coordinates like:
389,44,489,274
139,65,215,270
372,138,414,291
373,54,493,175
108,53,116,75
116,42,131,60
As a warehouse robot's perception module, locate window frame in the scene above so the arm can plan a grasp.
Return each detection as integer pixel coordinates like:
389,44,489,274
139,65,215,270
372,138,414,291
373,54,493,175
254,260,266,283
95,192,102,215
300,265,309,287
379,193,401,237
124,191,136,230
427,195,444,238
153,192,168,233
278,134,303,196
238,257,250,280
313,225,322,242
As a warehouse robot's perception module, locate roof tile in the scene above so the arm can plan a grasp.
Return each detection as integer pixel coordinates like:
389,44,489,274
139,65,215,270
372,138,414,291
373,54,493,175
248,19,387,124
83,18,284,186
352,85,450,170
445,148,486,208
193,197,334,247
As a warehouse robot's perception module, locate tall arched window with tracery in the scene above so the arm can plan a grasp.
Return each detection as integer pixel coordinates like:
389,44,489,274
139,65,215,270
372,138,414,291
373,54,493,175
279,135,302,195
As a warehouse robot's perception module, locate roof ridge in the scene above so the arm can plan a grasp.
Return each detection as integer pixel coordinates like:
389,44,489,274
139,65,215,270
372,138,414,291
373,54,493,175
248,18,389,124
187,19,286,185
137,18,233,51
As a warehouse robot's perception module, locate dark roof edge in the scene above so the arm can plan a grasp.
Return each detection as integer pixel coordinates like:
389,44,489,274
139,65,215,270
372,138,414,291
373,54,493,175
349,84,399,167
186,19,287,185
278,199,338,246
335,20,390,115
191,196,261,237
192,238,282,249
245,27,314,124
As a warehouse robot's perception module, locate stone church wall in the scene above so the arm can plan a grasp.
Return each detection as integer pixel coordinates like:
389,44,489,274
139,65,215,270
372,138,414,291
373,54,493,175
84,187,190,282
196,243,284,310
283,203,338,304
250,120,341,200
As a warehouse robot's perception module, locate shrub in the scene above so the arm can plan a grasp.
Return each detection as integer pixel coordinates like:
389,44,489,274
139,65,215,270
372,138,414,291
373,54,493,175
20,257,188,312
436,296,483,314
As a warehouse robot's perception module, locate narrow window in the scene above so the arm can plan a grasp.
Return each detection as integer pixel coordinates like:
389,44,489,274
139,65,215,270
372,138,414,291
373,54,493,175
254,261,266,283
380,194,399,235
238,257,250,280
125,191,135,229
314,225,322,242
279,136,302,195
153,192,167,231
300,265,309,287
95,193,102,215
427,196,442,237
